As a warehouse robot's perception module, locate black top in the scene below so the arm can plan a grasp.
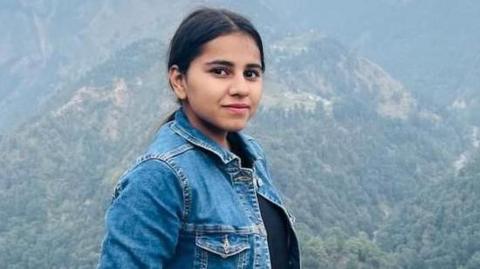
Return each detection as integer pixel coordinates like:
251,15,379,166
257,193,291,269
228,134,291,269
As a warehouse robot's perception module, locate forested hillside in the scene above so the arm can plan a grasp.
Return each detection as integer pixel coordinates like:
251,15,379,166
376,150,480,269
0,39,171,268
1,1,479,268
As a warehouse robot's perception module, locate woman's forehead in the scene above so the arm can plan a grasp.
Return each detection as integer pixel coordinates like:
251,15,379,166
195,32,261,66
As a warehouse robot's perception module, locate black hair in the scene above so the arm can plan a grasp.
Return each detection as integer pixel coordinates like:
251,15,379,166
167,7,265,74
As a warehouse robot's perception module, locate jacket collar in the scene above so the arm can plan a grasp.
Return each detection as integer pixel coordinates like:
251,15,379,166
169,108,261,165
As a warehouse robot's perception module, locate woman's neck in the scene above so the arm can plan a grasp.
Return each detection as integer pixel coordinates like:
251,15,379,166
182,107,230,149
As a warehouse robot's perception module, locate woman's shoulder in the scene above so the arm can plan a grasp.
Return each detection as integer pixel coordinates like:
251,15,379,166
116,121,195,195
144,122,195,157
112,157,183,202
117,158,176,187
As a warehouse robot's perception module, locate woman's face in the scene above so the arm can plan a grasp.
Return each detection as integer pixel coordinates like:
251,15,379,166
170,32,263,143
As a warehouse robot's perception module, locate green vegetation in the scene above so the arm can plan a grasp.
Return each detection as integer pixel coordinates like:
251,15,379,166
1,32,478,269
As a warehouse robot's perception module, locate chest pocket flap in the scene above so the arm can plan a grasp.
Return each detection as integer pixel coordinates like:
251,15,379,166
196,233,250,258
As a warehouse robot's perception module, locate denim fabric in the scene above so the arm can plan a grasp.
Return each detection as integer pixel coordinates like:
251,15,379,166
97,108,301,269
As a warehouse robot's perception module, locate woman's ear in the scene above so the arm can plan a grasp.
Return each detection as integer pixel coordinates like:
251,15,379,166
168,65,187,100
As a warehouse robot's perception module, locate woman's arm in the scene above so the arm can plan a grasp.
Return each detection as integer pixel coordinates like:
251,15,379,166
97,159,184,269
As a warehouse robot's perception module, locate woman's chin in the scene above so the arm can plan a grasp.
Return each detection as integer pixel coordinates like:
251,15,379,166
222,121,248,133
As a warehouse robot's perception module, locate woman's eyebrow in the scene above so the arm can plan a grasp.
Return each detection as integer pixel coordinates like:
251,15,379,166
205,60,262,70
246,63,262,70
205,60,234,67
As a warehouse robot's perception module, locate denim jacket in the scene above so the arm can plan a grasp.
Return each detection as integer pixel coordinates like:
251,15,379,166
97,108,301,269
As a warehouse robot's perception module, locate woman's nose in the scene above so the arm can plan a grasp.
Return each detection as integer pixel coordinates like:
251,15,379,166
228,74,249,96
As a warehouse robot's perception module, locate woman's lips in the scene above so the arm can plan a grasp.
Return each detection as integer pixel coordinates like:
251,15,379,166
223,104,250,114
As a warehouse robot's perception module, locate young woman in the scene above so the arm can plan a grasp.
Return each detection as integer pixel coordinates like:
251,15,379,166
97,8,300,269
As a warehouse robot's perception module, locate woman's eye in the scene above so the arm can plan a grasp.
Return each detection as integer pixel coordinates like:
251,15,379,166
244,70,260,80
211,68,229,76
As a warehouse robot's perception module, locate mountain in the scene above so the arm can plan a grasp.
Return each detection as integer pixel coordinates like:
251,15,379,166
252,33,466,238
0,30,467,268
0,0,195,133
0,39,173,268
260,0,480,103
1,1,479,268
377,149,480,269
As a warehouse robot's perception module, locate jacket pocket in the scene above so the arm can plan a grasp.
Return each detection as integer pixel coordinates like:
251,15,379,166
194,233,251,269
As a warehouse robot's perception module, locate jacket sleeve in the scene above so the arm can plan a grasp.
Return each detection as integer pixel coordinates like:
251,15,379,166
97,159,184,269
